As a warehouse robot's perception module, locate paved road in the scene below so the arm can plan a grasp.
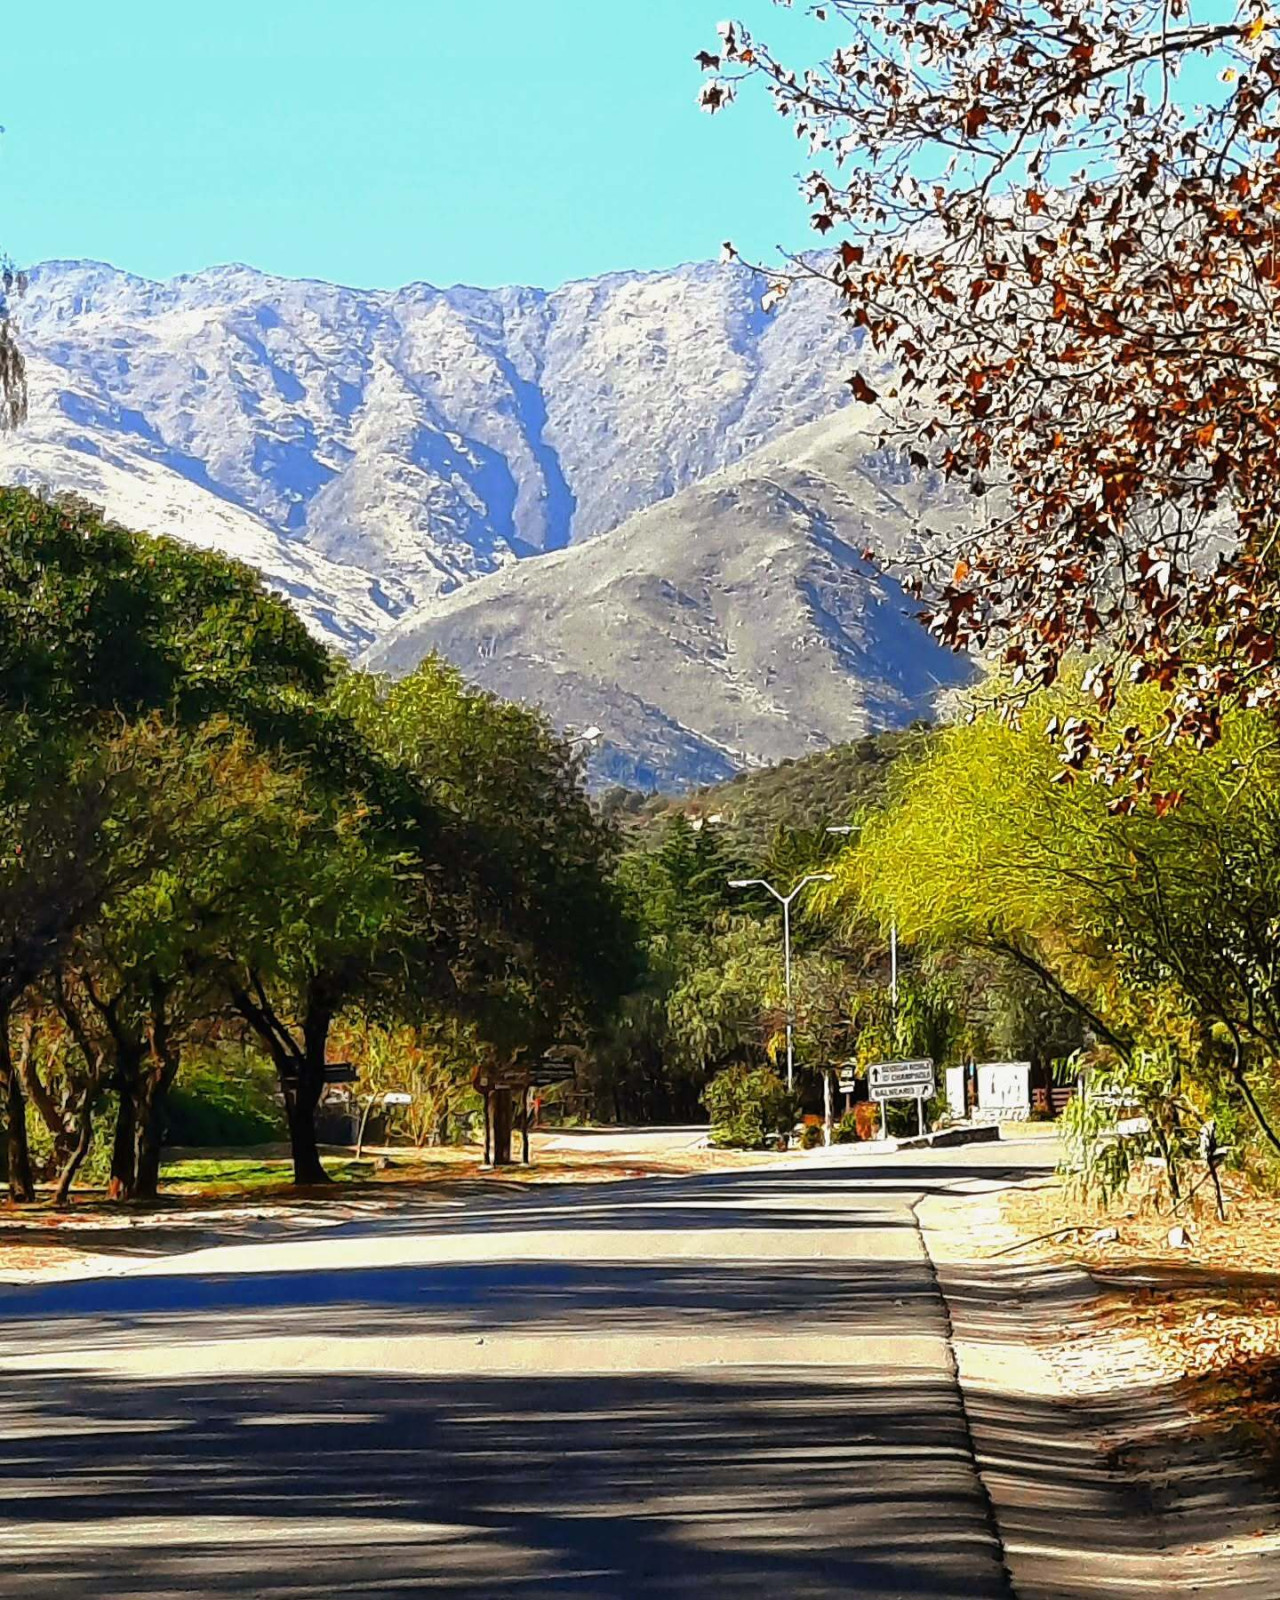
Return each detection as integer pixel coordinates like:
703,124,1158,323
0,1138,1056,1599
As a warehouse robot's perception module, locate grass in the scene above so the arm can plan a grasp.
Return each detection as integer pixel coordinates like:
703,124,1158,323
161,1155,377,1191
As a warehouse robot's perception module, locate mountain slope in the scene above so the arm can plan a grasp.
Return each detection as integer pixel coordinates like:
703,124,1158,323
6,258,865,614
362,410,975,789
0,356,406,653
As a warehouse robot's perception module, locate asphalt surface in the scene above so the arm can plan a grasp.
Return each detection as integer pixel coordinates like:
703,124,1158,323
0,1137,1058,1599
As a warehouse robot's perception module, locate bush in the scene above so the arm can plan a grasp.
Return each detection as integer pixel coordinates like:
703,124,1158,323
702,1066,797,1150
834,1103,880,1143
800,1122,824,1149
166,1049,283,1148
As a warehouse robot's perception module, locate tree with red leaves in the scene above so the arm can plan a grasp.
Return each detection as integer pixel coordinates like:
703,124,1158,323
700,1,1280,795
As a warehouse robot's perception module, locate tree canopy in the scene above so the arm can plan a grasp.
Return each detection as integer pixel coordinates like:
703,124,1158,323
702,1,1280,788
832,683,1280,1164
0,492,633,1195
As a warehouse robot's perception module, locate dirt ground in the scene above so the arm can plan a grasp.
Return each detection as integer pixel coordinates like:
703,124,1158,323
1000,1174,1280,1470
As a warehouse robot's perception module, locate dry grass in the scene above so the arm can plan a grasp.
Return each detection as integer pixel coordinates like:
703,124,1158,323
1001,1176,1280,1456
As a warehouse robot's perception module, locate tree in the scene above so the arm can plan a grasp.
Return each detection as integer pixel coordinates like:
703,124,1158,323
215,769,414,1184
666,917,784,1081
338,658,635,1075
701,2,1280,788
223,658,635,1178
836,685,1280,1159
0,489,333,1197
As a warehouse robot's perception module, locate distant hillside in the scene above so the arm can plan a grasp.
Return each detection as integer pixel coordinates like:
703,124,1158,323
364,410,974,789
607,726,934,848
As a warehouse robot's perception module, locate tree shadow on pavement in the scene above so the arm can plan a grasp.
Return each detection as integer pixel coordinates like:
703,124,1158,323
0,1364,1074,1600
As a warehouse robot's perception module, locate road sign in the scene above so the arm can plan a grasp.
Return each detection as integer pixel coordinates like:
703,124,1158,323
870,1081,931,1102
381,1092,413,1106
836,1072,857,1095
529,1060,574,1088
322,1062,357,1084
868,1059,934,1092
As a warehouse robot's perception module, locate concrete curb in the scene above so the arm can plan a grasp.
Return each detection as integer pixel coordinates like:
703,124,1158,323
898,1124,1002,1151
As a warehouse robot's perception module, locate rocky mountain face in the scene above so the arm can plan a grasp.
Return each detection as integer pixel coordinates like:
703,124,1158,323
0,255,969,786
364,410,975,789
1,259,864,611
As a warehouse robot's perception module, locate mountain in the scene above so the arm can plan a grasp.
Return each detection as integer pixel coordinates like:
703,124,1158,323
0,258,865,634
0,425,401,654
0,255,970,785
362,410,975,789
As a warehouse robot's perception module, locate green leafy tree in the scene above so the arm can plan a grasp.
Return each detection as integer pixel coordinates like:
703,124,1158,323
835,686,1280,1169
338,658,635,1065
0,491,334,1198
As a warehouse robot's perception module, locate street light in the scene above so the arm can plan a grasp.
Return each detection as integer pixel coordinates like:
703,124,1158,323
728,872,834,1090
826,824,896,1006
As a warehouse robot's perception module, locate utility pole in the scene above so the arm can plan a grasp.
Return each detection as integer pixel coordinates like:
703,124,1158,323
728,872,834,1091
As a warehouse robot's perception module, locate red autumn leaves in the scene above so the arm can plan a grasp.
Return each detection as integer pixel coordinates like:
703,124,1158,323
700,0,1280,794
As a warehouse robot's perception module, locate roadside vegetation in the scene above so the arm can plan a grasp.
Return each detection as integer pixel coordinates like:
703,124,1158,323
0,489,633,1202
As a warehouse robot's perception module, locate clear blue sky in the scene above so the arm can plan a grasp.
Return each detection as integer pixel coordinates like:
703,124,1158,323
3,2,826,290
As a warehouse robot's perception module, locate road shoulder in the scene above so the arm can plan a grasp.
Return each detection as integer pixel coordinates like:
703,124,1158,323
918,1180,1279,1600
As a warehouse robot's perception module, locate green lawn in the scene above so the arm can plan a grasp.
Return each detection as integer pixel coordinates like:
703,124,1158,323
161,1155,376,1191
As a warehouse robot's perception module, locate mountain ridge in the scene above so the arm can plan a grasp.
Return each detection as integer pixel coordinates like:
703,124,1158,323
362,408,975,789
0,254,969,787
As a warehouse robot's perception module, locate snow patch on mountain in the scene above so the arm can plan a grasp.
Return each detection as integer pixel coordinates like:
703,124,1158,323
7,257,863,619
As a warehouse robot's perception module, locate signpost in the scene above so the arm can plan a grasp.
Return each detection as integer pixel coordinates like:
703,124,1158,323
867,1058,935,1138
529,1059,574,1089
355,1090,413,1159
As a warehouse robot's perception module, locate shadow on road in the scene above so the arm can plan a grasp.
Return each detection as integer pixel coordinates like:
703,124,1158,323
1,1365,1011,1598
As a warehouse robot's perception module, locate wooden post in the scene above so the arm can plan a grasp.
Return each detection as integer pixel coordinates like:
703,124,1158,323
823,1070,833,1147
491,1087,514,1166
483,1086,492,1166
522,1085,531,1165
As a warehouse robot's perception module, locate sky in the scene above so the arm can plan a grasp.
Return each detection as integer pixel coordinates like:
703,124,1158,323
3,2,828,291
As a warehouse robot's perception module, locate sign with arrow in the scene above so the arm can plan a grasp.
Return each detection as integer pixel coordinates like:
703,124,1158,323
867,1059,935,1101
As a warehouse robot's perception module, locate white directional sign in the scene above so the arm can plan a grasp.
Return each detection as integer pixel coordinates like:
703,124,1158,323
868,1060,935,1102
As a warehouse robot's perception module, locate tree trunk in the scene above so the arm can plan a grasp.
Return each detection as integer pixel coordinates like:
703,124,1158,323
285,1086,329,1184
286,1001,333,1185
133,987,180,1202
491,1087,514,1167
0,1003,35,1203
4,1070,34,1202
108,1083,138,1200
227,977,332,1186
133,1076,166,1201
52,1108,95,1207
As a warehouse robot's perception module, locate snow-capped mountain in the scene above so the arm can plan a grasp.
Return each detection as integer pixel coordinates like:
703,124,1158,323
0,255,970,785
0,258,865,635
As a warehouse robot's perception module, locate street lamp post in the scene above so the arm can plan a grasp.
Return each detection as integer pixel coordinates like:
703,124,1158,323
728,872,834,1091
